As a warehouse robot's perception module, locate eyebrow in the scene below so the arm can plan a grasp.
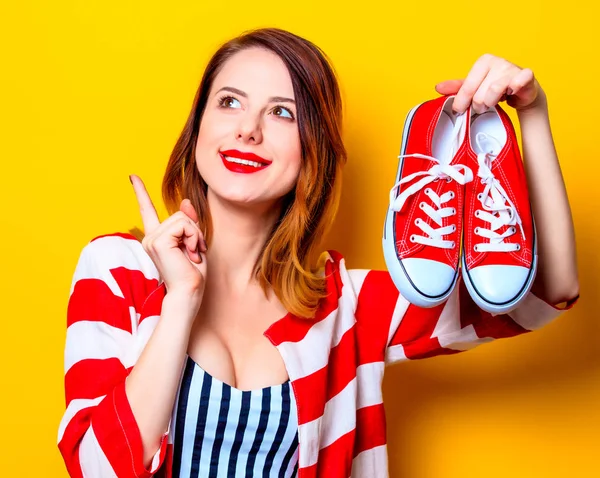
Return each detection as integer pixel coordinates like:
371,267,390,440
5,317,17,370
216,86,295,104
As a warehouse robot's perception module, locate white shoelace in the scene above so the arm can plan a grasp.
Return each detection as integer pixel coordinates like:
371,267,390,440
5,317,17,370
473,131,525,253
389,113,473,249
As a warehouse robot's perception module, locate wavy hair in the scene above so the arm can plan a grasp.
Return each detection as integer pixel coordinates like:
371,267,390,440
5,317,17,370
161,27,347,318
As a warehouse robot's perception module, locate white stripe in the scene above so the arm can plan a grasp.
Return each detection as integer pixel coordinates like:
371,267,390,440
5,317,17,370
179,365,204,478
356,362,384,409
351,444,389,478
198,376,221,473
508,291,565,330
438,324,493,351
284,446,299,477
431,286,461,338
271,385,298,475
277,280,357,380
64,321,134,373
57,396,105,443
217,382,243,471
297,415,321,468
234,391,263,478
385,344,406,364
252,388,279,476
79,427,118,477
70,235,160,297
320,377,357,449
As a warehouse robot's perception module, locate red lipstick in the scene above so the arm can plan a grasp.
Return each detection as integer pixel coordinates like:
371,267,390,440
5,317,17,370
219,149,272,174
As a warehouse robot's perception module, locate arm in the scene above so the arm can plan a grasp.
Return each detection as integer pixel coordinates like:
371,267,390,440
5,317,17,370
57,234,197,477
517,93,580,305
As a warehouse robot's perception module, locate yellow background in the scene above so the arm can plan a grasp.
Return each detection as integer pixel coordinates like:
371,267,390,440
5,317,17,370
1,0,597,476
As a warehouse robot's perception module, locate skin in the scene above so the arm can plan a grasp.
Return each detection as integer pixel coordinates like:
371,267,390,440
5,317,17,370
126,50,579,467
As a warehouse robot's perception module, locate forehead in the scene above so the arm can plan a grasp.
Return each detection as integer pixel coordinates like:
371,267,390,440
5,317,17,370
212,47,295,98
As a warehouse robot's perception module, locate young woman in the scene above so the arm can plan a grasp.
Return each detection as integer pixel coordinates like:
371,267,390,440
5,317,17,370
57,27,579,478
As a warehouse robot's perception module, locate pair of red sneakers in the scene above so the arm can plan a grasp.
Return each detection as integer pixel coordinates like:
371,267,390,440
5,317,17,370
383,94,537,314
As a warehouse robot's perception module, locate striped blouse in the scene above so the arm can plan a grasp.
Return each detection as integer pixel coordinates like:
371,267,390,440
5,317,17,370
57,233,579,478
171,355,299,477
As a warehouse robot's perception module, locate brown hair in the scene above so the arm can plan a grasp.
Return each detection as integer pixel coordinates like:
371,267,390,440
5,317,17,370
161,27,347,318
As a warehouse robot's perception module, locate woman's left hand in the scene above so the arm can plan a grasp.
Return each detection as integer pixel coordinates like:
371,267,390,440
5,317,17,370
434,53,547,115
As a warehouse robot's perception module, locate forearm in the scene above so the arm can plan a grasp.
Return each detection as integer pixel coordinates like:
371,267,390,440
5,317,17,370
517,95,580,304
125,291,199,468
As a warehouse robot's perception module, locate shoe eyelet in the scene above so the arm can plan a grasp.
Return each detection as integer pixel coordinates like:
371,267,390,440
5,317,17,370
448,191,454,199
515,244,521,251
415,218,421,226
410,235,416,242
477,193,483,200
433,177,440,182
474,245,479,252
451,208,456,215
451,225,456,232
445,177,452,183
474,227,480,234
474,210,480,218
480,178,485,184
419,202,425,209
424,188,431,195
450,241,455,249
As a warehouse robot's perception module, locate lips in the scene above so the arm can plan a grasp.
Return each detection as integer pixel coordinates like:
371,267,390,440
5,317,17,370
219,149,272,174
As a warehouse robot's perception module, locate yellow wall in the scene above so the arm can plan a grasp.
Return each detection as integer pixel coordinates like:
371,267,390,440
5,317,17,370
1,1,597,476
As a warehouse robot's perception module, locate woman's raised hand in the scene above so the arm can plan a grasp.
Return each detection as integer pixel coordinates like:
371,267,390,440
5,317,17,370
129,174,207,300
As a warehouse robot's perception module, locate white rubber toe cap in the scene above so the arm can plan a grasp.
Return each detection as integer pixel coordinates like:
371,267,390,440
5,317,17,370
402,258,456,297
468,265,530,303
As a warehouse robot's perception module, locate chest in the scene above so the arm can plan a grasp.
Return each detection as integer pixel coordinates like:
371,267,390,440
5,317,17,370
186,292,290,391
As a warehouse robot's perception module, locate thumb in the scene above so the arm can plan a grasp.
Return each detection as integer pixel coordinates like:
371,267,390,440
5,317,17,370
434,79,464,95
180,198,199,224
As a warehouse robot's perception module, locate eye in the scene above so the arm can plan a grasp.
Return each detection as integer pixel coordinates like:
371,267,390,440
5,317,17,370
271,105,295,120
217,95,241,109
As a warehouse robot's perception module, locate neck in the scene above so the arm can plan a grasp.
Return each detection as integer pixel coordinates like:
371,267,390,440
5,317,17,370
204,190,282,295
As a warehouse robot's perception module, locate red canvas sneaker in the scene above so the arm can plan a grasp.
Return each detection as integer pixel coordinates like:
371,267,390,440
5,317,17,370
383,95,474,307
460,103,538,314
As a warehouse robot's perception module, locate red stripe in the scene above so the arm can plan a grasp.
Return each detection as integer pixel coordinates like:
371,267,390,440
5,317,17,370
265,251,344,345
65,358,129,407
458,279,528,339
316,428,355,477
111,267,160,320
325,326,358,401
389,301,462,359
300,462,317,478
67,278,131,332
355,270,400,364
90,232,139,242
139,282,167,324
353,403,387,457
93,380,164,478
292,366,328,425
58,407,90,478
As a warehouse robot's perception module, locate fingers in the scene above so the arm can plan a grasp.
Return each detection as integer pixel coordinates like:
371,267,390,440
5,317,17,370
180,198,199,224
129,174,160,234
156,211,207,259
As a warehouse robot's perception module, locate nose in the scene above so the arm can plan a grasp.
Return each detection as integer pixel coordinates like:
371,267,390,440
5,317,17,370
235,111,263,144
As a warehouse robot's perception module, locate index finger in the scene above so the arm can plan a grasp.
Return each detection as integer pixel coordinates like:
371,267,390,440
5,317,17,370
129,174,160,233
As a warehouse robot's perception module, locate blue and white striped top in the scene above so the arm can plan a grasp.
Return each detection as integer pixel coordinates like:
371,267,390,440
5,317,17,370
171,355,299,477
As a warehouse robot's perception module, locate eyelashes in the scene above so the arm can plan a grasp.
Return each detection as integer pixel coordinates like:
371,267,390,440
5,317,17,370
216,95,295,120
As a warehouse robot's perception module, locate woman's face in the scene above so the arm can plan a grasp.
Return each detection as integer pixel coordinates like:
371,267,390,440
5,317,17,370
195,47,302,209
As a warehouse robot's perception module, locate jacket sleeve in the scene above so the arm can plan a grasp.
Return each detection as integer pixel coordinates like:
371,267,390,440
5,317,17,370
56,233,170,478
347,265,579,366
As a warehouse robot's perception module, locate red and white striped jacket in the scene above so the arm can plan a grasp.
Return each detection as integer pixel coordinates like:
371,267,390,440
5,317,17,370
57,232,577,477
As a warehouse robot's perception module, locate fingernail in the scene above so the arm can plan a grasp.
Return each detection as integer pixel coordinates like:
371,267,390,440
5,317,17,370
507,87,513,96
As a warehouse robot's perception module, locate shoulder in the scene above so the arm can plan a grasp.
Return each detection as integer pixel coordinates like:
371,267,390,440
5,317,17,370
71,231,162,301
318,249,392,298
